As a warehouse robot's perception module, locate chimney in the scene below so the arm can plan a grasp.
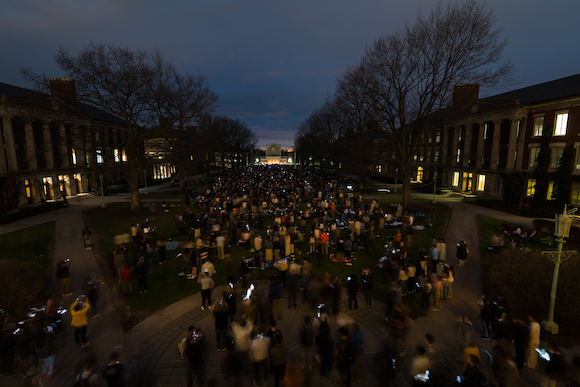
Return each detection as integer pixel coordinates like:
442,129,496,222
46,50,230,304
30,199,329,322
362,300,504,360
49,77,76,103
452,83,479,106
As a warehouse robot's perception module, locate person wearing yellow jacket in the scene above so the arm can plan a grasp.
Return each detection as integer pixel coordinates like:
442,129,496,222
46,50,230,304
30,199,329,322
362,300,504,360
70,297,91,347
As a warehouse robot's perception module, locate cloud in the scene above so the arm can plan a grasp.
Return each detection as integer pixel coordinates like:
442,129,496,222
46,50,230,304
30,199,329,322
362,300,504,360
2,0,580,149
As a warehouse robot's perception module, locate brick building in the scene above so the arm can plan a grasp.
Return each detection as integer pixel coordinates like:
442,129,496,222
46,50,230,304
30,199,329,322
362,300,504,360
377,74,580,206
0,78,126,208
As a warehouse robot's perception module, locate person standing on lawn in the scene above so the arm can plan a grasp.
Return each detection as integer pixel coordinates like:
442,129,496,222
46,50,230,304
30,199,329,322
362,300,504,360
198,270,215,311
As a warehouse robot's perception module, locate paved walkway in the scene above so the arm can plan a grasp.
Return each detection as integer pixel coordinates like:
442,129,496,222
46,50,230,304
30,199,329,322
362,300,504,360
0,185,557,387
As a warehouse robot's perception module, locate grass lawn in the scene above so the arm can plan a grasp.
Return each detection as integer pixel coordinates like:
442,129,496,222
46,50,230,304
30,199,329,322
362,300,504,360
0,222,54,318
0,222,53,263
477,215,548,256
139,188,182,200
84,199,450,319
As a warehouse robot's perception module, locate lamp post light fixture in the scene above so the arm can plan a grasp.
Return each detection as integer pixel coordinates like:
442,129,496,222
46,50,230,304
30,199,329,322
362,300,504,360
540,204,577,334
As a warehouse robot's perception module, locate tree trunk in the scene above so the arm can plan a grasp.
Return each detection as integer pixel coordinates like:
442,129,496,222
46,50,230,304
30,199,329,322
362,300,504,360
402,177,412,210
127,148,142,210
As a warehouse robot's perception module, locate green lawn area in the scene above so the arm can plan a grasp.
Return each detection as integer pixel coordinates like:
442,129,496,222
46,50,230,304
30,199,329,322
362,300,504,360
0,222,54,318
477,214,580,341
84,199,450,318
477,215,547,257
0,222,53,262
139,188,182,200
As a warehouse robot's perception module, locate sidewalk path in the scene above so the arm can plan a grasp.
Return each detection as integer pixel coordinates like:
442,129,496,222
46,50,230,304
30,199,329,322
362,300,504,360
0,188,549,386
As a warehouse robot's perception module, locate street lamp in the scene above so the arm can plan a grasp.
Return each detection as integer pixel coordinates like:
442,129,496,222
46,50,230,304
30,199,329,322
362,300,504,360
143,168,148,195
540,204,577,334
432,170,438,204
99,174,107,208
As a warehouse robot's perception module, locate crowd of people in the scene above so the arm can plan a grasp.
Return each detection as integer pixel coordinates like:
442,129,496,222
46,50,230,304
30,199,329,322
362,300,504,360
3,165,580,387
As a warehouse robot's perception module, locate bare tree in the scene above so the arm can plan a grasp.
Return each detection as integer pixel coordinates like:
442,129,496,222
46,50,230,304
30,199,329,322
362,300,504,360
196,115,257,175
337,0,514,208
150,54,219,200
22,43,207,210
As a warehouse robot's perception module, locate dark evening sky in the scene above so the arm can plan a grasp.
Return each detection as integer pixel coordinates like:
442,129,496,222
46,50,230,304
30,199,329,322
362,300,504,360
1,0,579,148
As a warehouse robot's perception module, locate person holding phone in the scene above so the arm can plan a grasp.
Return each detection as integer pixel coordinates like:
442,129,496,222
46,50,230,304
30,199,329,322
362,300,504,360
70,296,91,347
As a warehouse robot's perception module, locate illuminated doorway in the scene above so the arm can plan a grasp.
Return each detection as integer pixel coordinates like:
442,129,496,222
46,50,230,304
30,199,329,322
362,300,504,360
43,177,54,200
74,173,82,194
462,172,473,192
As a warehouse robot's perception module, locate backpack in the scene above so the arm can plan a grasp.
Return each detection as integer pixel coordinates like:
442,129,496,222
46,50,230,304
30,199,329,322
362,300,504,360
301,324,314,347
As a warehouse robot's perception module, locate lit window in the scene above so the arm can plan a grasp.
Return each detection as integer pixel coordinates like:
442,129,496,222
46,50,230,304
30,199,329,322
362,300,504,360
96,149,103,164
122,149,127,162
477,175,486,191
575,148,580,170
547,181,556,200
114,148,120,163
483,124,489,140
434,150,440,162
436,131,441,143
554,113,568,136
453,172,460,187
533,116,544,137
456,149,461,163
377,165,382,173
571,183,580,205
526,179,536,197
71,149,77,165
25,179,32,199
529,147,540,167
551,147,564,168
417,166,423,182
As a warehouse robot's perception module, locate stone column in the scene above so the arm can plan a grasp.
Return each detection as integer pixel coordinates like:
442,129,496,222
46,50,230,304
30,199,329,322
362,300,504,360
490,120,502,170
2,116,19,171
72,125,84,167
452,126,459,166
59,123,70,168
506,119,519,170
463,124,472,168
475,123,485,168
25,121,37,170
515,118,527,170
43,124,54,169
441,125,449,165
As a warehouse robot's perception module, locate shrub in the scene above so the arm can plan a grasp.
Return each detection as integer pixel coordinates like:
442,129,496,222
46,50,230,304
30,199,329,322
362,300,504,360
482,249,580,337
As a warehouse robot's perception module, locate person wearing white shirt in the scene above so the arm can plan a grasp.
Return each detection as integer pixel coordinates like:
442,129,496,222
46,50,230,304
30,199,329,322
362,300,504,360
216,235,226,260
411,345,431,384
250,333,270,386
